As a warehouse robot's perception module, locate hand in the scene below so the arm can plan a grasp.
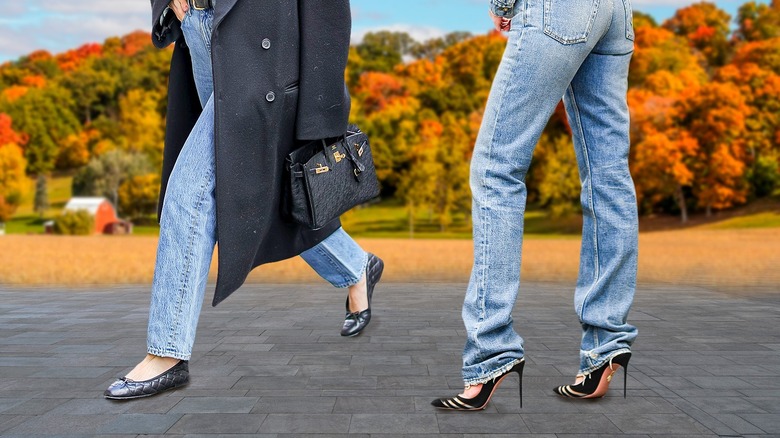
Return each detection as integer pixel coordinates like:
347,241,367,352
168,0,189,21
489,10,512,32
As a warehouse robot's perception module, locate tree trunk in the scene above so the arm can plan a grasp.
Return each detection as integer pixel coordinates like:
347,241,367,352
34,174,49,218
706,204,712,217
676,184,688,224
113,190,119,215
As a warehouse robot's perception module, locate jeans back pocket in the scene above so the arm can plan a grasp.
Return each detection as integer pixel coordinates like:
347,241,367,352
543,0,600,44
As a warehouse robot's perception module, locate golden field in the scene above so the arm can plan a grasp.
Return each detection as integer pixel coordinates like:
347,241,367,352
0,229,777,293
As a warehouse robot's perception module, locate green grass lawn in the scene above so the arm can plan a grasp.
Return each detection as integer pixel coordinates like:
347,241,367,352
4,175,74,234
696,211,780,230
339,199,581,239
14,174,73,216
5,175,779,238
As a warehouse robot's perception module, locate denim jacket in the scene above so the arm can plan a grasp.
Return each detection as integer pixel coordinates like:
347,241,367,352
490,0,521,18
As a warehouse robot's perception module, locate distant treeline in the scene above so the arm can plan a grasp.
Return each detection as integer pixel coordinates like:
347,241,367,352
0,1,779,227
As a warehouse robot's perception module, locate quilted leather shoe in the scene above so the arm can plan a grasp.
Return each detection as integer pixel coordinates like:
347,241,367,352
341,253,384,337
104,360,189,400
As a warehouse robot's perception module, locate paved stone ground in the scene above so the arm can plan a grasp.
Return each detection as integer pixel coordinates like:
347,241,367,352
0,282,778,437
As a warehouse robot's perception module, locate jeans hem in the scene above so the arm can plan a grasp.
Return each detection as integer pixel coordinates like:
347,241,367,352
463,357,524,387
147,346,191,361
579,348,631,376
331,251,369,289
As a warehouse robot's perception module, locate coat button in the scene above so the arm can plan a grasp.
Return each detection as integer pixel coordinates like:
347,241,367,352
265,91,275,102
261,38,271,49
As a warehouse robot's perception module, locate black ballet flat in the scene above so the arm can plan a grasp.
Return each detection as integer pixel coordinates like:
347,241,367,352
432,359,525,410
104,360,189,400
554,352,631,399
341,253,384,337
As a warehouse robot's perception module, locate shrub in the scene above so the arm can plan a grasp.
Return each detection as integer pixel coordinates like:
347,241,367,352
119,173,160,221
53,209,94,235
748,154,780,198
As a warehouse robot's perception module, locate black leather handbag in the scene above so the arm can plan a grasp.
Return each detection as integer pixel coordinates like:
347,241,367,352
284,125,380,230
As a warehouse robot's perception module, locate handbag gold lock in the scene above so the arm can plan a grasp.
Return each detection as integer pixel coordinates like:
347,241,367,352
333,151,346,163
315,163,330,174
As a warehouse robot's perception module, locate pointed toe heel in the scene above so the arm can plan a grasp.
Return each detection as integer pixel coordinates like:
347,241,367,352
554,352,631,399
432,359,525,411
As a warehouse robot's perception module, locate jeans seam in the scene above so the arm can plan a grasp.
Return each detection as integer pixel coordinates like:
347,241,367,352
314,240,359,288
567,83,601,320
198,11,210,52
470,26,525,367
165,163,214,355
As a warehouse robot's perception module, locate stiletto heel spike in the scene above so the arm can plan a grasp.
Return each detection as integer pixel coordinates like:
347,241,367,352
623,360,628,398
432,359,524,411
519,368,523,408
554,352,631,399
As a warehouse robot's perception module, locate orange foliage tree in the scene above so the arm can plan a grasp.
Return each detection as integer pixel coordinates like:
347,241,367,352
664,2,732,67
0,114,28,223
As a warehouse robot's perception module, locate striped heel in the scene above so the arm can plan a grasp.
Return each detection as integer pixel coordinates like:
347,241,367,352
554,352,631,399
432,360,524,411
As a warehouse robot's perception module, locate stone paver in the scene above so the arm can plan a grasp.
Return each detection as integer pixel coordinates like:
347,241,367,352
0,282,778,436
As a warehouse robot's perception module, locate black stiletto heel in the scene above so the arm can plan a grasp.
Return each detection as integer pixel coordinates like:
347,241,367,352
432,359,525,411
554,352,631,399
623,359,629,398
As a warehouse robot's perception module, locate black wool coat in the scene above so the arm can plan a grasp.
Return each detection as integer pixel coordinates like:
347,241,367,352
150,0,350,306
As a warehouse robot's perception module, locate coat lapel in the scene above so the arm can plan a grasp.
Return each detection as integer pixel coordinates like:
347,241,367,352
213,0,239,30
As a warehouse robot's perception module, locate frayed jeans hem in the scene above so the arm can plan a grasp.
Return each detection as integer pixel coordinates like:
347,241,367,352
463,357,524,387
579,348,631,376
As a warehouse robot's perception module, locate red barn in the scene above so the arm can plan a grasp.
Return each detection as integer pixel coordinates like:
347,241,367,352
60,197,131,234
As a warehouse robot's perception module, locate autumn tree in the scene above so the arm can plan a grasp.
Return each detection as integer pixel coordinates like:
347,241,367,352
631,18,709,88
409,32,473,60
59,57,119,123
119,173,160,221
397,118,438,235
0,85,80,175
118,89,165,167
717,62,780,198
536,134,582,218
72,149,153,213
0,114,28,223
736,0,780,41
350,71,420,194
677,82,751,215
433,113,473,230
664,2,732,67
355,31,416,73
56,129,102,170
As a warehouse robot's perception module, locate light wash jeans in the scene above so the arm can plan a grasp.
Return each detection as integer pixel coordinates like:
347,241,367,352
147,6,368,361
462,0,638,385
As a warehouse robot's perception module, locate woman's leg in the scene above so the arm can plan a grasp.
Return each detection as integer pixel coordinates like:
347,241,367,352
562,3,638,376
146,95,217,361
125,7,217,380
460,1,610,390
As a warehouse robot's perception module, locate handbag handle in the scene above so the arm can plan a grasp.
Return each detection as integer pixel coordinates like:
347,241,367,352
320,139,335,168
342,138,367,181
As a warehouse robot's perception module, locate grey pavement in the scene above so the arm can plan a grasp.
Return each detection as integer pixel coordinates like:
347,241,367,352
0,282,779,437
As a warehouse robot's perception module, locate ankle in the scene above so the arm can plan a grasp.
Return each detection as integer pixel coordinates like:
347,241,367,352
347,276,368,312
